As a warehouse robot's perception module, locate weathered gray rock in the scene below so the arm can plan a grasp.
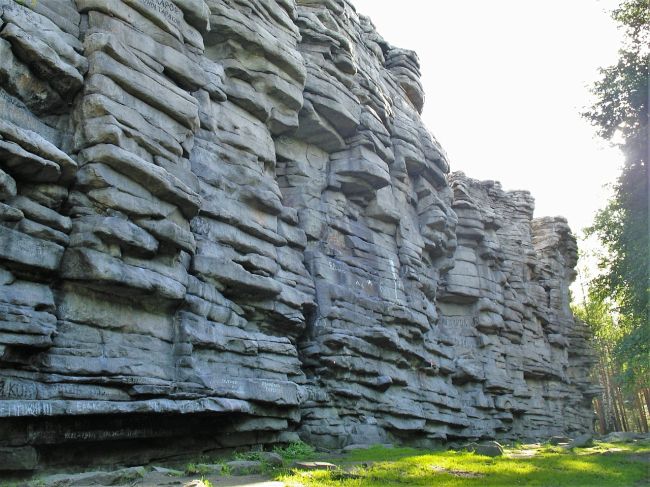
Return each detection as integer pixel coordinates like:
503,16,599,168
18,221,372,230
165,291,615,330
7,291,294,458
39,466,146,486
602,431,648,443
464,441,504,457
0,446,38,471
259,451,284,466
0,0,596,472
151,465,185,476
183,481,209,487
192,464,223,475
549,436,571,445
567,433,594,449
226,460,263,476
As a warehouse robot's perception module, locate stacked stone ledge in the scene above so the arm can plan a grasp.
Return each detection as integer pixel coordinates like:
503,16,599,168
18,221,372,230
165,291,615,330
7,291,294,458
0,0,596,470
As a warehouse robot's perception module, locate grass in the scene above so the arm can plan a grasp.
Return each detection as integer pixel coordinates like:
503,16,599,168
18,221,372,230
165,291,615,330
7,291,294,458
273,440,317,460
185,463,214,476
276,441,650,487
182,441,316,479
3,440,646,487
233,450,265,461
229,440,315,468
538,444,566,454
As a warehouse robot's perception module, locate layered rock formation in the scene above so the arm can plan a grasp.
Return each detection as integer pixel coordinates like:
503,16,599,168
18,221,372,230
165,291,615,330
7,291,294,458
0,0,597,470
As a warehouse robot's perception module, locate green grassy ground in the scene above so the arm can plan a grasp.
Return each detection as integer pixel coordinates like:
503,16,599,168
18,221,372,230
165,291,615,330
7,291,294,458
276,441,650,487
4,440,647,487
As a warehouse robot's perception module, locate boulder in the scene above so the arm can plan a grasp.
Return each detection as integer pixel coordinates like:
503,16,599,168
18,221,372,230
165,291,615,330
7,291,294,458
602,432,647,443
226,460,263,476
40,466,146,486
567,434,594,449
259,452,284,467
549,436,571,445
0,446,38,471
464,441,504,457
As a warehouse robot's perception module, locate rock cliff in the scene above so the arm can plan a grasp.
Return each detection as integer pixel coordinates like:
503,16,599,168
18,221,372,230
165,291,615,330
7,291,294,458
0,0,597,470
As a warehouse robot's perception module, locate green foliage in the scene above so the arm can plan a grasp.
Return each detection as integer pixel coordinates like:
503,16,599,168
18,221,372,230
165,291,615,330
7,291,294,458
273,441,316,460
572,296,627,367
581,0,649,389
539,444,566,454
277,443,650,486
611,0,650,51
586,186,650,387
233,450,264,461
185,463,212,476
584,0,649,141
344,446,426,463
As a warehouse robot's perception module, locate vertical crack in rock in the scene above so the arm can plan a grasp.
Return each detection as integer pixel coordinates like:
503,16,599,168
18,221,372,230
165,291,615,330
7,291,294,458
0,0,597,470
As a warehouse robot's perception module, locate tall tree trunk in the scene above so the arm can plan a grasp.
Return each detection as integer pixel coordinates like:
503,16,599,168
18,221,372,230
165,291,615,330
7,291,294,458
638,390,649,433
611,388,623,431
603,353,623,431
643,387,650,414
599,354,616,432
616,386,629,431
595,397,607,434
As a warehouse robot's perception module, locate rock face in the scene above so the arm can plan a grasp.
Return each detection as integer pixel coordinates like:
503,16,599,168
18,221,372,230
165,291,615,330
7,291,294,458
0,0,596,469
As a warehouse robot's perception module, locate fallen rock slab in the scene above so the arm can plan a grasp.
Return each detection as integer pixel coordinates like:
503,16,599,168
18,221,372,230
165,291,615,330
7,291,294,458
602,432,648,443
464,441,504,457
39,466,146,486
258,452,283,467
226,460,263,476
549,436,571,445
567,434,593,449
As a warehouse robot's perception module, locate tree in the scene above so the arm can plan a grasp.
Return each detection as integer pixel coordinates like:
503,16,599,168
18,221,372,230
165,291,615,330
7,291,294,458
582,0,649,391
573,295,648,433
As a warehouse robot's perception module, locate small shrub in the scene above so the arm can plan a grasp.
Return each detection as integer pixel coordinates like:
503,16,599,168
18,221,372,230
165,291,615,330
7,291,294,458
233,450,264,462
185,463,212,475
273,441,316,460
540,444,566,454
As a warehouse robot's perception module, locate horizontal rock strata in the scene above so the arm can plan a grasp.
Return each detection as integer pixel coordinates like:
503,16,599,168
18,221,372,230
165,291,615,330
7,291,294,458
0,0,596,470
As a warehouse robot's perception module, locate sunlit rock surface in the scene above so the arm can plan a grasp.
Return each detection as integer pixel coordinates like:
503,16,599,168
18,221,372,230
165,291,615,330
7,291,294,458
0,0,596,470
